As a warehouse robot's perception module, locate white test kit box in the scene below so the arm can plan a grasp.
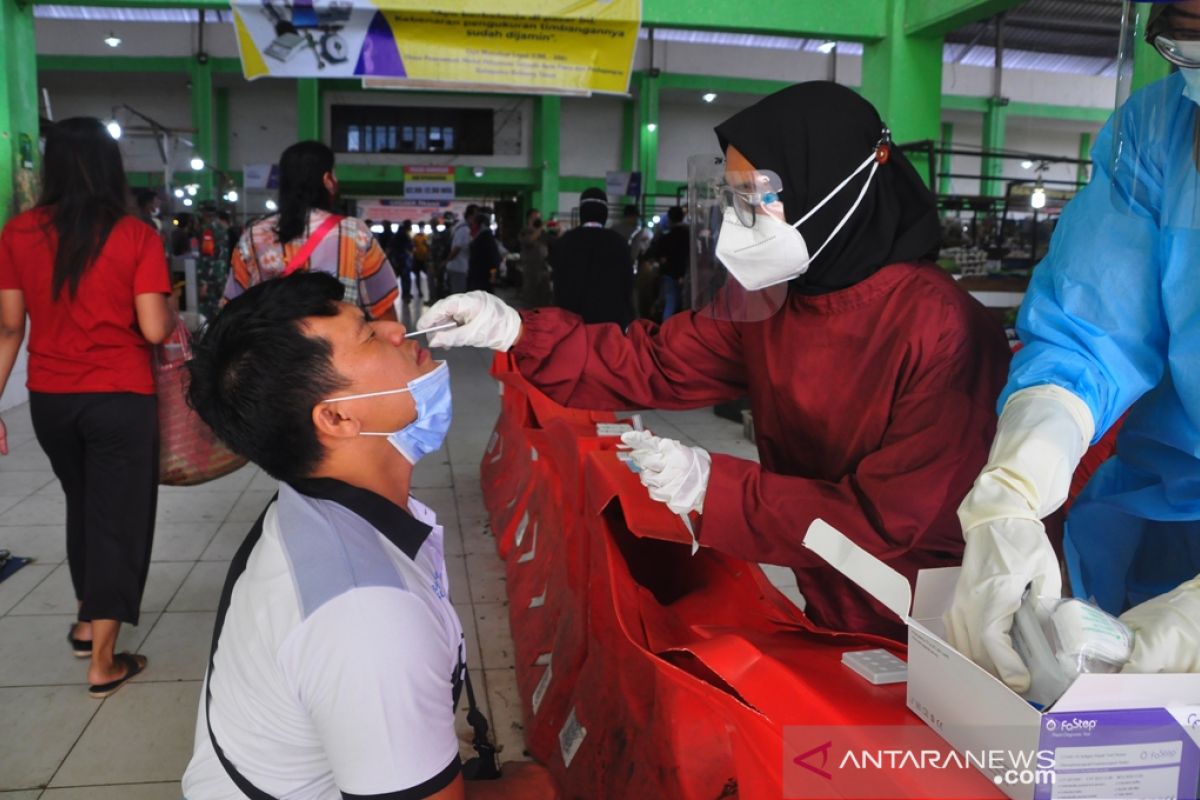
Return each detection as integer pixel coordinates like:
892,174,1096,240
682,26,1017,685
804,520,1200,800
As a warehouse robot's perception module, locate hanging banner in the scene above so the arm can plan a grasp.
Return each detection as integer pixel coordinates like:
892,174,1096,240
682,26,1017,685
231,0,641,95
403,165,456,201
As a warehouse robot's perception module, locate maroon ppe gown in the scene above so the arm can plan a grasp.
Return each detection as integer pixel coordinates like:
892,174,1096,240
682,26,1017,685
511,262,1011,640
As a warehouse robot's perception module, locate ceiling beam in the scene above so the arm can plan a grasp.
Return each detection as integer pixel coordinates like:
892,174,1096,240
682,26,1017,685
642,0,887,41
905,0,1026,37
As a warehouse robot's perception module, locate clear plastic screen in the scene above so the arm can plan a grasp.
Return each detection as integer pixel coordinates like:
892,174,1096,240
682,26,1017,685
686,154,789,323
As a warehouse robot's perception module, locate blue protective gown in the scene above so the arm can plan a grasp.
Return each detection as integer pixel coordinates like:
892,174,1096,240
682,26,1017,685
1003,72,1200,616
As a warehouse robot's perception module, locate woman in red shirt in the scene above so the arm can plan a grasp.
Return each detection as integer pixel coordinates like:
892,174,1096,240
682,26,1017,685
0,117,174,697
418,83,1012,640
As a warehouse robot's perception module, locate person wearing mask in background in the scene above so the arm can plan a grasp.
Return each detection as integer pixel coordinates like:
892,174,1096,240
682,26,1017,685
195,201,231,323
411,221,430,303
520,216,551,309
545,188,635,327
134,188,163,234
514,208,540,290
430,211,456,302
444,204,478,296
0,118,175,697
645,206,690,321
611,204,656,320
947,0,1200,684
389,219,415,302
223,141,398,321
610,203,653,270
182,272,554,800
467,212,501,293
417,83,1011,640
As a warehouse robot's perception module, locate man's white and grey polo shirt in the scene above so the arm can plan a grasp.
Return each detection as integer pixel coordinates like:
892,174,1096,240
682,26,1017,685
182,477,466,800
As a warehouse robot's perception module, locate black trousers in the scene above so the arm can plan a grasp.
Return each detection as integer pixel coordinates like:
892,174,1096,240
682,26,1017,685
30,392,159,625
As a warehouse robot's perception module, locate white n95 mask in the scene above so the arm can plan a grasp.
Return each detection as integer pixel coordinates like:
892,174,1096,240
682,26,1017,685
715,139,888,291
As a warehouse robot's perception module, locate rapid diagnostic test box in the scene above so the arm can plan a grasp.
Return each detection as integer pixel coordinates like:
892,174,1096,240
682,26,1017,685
804,520,1200,800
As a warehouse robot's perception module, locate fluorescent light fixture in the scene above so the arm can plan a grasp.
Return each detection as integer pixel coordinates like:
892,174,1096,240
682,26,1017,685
104,32,121,47
410,224,420,234
173,188,184,198
190,156,205,171
1021,159,1035,170
702,92,717,103
817,40,837,54
472,166,485,178
265,199,278,211
647,123,658,132
1031,186,1047,210
226,190,239,202
436,224,446,232
423,224,433,235
105,120,122,139
182,197,193,207
186,184,198,197
370,224,385,234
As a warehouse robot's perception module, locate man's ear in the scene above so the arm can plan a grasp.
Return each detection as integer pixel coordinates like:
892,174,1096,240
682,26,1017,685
312,401,360,443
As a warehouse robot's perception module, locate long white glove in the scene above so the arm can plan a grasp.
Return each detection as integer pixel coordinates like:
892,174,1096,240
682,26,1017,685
416,292,522,351
1120,576,1200,674
946,385,1095,693
620,431,711,516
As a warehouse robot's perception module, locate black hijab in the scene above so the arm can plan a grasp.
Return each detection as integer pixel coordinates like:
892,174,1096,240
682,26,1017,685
715,81,941,294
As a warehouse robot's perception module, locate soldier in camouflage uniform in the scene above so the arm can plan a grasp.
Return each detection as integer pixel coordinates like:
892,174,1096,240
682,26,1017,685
194,201,230,323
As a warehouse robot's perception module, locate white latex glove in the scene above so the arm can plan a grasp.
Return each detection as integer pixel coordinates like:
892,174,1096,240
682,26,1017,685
945,385,1095,693
620,431,711,516
416,292,522,351
1120,576,1200,674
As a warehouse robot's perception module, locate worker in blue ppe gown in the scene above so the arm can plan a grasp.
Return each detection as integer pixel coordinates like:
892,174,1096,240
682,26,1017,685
947,0,1200,690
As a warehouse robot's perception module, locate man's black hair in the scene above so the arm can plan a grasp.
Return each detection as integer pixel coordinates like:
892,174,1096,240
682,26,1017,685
667,205,685,224
187,272,349,483
623,204,639,219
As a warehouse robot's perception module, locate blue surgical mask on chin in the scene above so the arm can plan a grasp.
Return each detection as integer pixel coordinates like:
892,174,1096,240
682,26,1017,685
321,361,453,464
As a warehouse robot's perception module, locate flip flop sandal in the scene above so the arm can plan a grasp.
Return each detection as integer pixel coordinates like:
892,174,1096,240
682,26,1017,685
68,624,92,658
88,652,147,699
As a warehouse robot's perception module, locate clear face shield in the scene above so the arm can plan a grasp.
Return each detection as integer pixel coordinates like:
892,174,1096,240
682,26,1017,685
1112,0,1200,228
686,155,789,323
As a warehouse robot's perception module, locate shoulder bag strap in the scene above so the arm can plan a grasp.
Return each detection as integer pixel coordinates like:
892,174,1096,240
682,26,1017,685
283,214,343,276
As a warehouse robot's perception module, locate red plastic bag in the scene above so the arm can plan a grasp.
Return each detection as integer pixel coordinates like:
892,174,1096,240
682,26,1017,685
155,320,247,486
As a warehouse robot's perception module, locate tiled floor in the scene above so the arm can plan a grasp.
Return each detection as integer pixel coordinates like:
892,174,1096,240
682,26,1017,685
0,337,799,798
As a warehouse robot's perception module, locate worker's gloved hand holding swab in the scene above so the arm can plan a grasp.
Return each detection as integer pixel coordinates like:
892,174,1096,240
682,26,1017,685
417,292,523,351
620,431,711,517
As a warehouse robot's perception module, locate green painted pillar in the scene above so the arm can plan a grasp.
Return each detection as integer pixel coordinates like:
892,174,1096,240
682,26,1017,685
0,0,40,223
216,87,230,173
939,121,954,197
636,71,660,209
861,0,943,183
1132,2,1172,93
1077,131,1092,188
981,97,1008,197
531,95,561,216
189,58,215,201
297,79,320,141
